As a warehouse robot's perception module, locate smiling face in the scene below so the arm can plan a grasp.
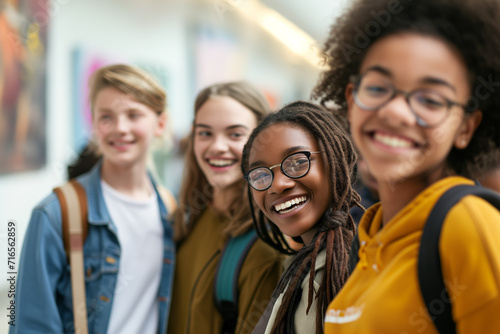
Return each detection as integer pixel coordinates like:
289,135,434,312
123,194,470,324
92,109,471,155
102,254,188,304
248,124,331,244
93,86,165,171
346,33,481,188
193,95,258,191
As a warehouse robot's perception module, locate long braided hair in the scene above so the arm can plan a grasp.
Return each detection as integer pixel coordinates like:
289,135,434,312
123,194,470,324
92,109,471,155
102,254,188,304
241,101,361,334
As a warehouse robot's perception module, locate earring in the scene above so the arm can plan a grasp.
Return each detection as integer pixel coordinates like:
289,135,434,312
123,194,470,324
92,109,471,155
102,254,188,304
461,139,467,147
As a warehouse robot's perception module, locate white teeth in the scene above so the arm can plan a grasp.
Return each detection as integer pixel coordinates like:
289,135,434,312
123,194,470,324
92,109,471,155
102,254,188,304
209,159,234,167
374,133,412,148
274,196,307,213
278,206,297,214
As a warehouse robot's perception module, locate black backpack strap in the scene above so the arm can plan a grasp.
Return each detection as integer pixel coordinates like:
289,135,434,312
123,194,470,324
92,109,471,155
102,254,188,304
418,184,500,333
214,228,259,334
348,232,360,274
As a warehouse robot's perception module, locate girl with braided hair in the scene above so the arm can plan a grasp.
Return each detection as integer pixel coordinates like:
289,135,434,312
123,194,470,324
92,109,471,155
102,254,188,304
241,101,361,334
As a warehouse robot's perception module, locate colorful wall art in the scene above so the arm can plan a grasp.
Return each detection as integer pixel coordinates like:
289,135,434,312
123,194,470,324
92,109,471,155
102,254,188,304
0,0,48,174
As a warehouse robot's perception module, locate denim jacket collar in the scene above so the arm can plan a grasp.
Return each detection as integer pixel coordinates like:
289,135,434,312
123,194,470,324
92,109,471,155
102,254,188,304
77,160,169,228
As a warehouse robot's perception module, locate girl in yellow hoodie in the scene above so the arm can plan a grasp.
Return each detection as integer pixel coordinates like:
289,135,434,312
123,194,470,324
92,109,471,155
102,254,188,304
313,0,500,333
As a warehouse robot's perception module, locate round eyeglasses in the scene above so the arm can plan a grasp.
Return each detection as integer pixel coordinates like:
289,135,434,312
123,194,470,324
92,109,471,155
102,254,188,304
244,151,323,191
350,72,467,128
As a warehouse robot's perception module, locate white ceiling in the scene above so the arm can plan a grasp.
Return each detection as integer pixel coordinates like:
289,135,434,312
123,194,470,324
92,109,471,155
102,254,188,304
259,0,351,42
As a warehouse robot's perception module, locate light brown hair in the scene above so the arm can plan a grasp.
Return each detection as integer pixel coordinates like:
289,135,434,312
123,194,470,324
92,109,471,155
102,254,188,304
89,64,166,115
174,81,271,242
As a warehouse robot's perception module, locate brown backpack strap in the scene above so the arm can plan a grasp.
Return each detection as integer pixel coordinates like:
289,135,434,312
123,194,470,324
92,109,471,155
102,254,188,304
157,185,177,214
53,180,89,334
54,185,70,257
54,180,89,259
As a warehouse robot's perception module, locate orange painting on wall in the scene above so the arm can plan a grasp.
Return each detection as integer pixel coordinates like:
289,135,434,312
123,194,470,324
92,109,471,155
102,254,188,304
0,0,47,174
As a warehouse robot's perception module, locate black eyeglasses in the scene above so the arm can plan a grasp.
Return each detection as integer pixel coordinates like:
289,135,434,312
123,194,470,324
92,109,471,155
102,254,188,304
244,151,323,191
350,72,467,128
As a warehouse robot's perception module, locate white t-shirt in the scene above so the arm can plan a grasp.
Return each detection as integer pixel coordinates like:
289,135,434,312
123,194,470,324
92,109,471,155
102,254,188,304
101,180,163,334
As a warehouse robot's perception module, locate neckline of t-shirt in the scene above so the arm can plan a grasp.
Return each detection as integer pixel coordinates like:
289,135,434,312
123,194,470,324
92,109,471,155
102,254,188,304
101,179,156,205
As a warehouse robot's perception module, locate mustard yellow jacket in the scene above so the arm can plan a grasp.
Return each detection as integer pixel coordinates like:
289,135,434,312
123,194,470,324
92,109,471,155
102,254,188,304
168,207,284,334
325,176,500,333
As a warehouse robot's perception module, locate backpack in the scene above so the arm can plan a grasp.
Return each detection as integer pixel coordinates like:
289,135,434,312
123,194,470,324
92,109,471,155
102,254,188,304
54,180,258,334
349,184,500,334
53,180,177,334
417,184,500,333
214,228,259,334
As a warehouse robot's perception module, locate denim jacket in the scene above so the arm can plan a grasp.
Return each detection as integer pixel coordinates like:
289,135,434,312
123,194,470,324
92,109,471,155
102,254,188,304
10,162,175,334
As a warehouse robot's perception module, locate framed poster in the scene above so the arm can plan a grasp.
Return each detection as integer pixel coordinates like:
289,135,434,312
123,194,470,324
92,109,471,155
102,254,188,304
0,0,48,174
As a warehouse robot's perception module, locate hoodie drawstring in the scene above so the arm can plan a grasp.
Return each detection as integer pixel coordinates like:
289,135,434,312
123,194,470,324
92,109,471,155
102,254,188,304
358,240,368,269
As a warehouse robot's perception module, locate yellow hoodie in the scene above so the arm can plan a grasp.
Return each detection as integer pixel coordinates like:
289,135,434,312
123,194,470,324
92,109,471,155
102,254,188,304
324,176,500,333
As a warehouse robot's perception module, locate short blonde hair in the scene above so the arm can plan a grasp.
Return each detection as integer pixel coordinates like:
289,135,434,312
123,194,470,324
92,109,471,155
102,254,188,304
89,64,166,115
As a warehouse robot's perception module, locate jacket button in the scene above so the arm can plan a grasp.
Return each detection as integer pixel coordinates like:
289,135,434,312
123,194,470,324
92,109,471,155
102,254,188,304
86,267,92,278
100,295,110,302
105,256,116,264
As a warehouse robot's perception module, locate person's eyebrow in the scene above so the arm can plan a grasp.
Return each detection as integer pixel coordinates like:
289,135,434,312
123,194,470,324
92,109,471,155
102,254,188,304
127,107,144,113
95,107,113,113
249,145,309,169
226,125,251,130
364,66,457,92
283,145,309,156
363,65,391,77
194,124,211,129
194,124,251,130
419,77,457,92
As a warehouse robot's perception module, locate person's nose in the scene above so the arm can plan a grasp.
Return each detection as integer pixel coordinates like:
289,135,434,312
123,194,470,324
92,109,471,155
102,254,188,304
377,93,418,128
114,114,130,133
267,168,295,194
209,134,229,153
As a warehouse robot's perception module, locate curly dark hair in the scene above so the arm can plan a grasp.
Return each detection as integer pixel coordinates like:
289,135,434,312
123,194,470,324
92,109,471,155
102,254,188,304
312,0,500,178
241,101,361,334
475,148,500,179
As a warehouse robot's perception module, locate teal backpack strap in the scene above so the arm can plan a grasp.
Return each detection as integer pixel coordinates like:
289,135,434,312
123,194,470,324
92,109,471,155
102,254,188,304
214,228,259,334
